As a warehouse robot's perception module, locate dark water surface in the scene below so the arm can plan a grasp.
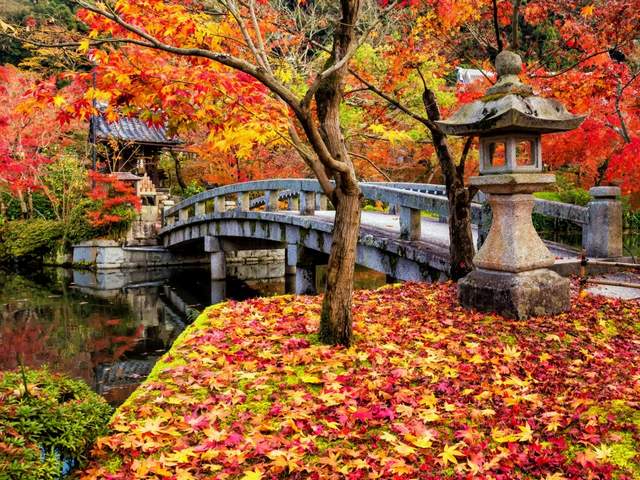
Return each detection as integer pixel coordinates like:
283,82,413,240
539,229,640,258
0,265,385,405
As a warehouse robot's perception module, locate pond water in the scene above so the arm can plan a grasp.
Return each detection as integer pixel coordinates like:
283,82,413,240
538,228,640,258
0,264,386,405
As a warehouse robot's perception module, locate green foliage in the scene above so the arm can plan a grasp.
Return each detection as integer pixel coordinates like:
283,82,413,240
63,199,102,246
44,154,89,222
0,219,64,261
533,191,562,202
0,0,84,67
555,176,591,206
0,368,113,480
0,192,56,221
181,180,206,198
621,198,640,231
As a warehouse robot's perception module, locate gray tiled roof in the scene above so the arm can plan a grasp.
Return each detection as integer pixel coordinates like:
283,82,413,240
94,115,180,145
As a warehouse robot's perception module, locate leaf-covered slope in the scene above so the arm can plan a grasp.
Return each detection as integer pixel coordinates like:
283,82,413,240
82,283,640,479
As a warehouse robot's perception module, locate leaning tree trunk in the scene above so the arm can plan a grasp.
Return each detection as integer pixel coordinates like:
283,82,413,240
423,88,476,280
171,152,187,191
446,176,475,280
319,185,362,346
313,0,362,346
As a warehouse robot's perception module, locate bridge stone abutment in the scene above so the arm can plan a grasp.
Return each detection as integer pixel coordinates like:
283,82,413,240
286,244,323,295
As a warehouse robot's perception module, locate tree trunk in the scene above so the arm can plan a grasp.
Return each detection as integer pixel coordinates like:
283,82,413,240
27,189,34,219
447,181,475,280
17,190,28,219
313,0,362,346
171,152,187,191
319,187,362,346
422,88,476,280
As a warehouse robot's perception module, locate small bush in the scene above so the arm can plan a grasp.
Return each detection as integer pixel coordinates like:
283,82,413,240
0,369,113,480
86,172,140,241
0,219,64,261
63,199,103,246
557,186,590,206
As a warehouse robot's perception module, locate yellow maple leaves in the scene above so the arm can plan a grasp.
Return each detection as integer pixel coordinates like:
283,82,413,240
491,424,534,443
439,442,465,466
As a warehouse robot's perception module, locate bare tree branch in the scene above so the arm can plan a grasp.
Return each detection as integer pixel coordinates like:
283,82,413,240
350,68,439,132
492,0,503,52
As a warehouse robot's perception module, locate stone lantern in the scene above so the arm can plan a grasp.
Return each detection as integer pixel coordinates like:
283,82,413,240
436,50,586,319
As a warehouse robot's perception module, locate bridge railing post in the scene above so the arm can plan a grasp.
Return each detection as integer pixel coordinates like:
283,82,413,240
584,186,623,258
237,192,250,211
214,196,226,213
266,190,280,212
399,206,421,240
316,193,328,210
178,208,189,223
195,202,206,217
299,191,315,216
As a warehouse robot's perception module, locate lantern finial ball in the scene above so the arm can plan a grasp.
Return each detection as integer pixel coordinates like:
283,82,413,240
495,50,523,78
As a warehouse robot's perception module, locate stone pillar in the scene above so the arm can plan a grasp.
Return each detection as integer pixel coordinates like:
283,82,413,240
286,244,317,294
210,251,226,281
266,190,280,212
399,206,421,240
195,202,206,217
299,192,315,216
205,236,226,282
237,192,250,211
458,174,570,319
214,196,226,213
584,186,623,258
285,243,297,276
210,280,226,304
178,208,189,223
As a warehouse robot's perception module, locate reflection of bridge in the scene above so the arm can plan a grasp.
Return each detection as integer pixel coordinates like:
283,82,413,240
160,179,615,298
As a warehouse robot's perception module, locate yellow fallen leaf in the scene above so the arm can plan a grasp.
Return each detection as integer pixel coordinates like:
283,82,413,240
299,374,323,384
440,443,465,466
241,469,262,480
394,442,416,456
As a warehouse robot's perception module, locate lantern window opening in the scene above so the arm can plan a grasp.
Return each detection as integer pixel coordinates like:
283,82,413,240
479,133,541,174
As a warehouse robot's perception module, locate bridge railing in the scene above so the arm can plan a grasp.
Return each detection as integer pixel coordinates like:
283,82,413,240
163,179,462,240
163,179,619,256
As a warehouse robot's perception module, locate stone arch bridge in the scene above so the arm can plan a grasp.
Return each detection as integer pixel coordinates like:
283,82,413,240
160,179,618,299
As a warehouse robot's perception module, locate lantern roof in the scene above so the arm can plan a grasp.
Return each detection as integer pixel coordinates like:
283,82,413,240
436,50,586,136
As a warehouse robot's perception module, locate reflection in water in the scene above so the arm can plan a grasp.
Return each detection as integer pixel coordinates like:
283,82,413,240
0,264,386,405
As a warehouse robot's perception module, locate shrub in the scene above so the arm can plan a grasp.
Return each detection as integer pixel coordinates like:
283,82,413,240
63,199,103,246
86,172,140,241
0,368,113,480
0,219,64,261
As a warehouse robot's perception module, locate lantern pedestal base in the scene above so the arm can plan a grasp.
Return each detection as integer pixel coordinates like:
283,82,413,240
458,268,570,319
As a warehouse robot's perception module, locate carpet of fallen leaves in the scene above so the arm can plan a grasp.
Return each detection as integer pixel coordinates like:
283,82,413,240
81,283,640,480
